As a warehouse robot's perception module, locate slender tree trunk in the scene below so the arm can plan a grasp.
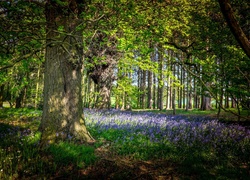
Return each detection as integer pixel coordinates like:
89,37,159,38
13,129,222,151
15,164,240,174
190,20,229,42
188,77,192,109
147,70,153,109
40,1,94,145
141,70,146,109
34,66,41,109
185,71,189,111
172,61,176,115
193,77,198,109
83,74,88,108
217,86,224,119
0,85,4,108
157,46,163,110
179,66,183,109
169,77,172,109
15,88,25,108
137,68,141,108
88,78,95,109
166,77,170,109
224,84,229,108
178,64,182,109
153,73,157,109
231,96,236,108
182,70,186,109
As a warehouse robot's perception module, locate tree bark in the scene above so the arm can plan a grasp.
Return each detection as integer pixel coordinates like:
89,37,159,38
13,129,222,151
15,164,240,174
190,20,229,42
39,0,94,146
92,70,113,109
200,85,212,111
218,0,250,58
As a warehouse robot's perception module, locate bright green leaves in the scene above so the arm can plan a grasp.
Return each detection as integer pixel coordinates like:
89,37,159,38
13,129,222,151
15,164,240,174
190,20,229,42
53,0,69,6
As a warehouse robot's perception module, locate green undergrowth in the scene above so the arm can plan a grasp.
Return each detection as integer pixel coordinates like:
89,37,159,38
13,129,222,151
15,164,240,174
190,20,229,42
134,108,218,115
0,108,97,179
135,107,249,115
88,121,250,179
0,108,249,179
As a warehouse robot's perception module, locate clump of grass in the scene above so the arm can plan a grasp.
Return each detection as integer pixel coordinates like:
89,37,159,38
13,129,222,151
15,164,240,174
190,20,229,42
48,142,97,168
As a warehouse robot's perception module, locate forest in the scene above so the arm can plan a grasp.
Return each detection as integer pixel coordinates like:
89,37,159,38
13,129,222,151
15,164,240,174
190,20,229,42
0,0,250,179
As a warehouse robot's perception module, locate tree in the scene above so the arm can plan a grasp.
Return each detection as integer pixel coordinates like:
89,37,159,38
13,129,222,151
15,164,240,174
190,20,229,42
157,45,164,110
39,0,94,145
86,31,118,109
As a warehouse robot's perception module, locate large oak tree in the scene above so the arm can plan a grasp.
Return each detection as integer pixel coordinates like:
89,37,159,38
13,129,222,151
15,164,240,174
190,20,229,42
39,0,94,145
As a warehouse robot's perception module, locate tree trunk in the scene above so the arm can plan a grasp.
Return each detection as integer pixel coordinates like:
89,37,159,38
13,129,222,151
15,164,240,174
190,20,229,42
39,1,94,145
157,47,163,110
0,85,4,108
178,64,182,109
15,88,25,108
88,55,115,109
166,76,170,109
94,77,112,109
141,69,146,109
34,66,41,109
225,92,229,108
86,30,118,109
185,71,189,111
182,70,186,109
200,85,212,111
172,61,176,115
188,80,192,109
153,73,157,109
137,68,141,108
147,70,153,109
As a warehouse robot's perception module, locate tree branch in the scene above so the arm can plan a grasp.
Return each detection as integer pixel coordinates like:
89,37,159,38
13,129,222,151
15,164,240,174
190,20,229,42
218,0,250,58
0,51,39,71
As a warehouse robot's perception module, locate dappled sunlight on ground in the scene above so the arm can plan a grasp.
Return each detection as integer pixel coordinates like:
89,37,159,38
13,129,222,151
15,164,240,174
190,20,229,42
0,108,249,179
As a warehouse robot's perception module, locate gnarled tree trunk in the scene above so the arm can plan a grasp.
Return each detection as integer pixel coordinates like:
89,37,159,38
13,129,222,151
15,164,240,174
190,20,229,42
86,31,118,109
90,64,114,109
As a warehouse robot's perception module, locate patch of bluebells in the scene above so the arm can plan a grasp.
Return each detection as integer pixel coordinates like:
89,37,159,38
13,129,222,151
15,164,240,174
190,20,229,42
84,109,250,158
0,125,20,139
0,124,32,143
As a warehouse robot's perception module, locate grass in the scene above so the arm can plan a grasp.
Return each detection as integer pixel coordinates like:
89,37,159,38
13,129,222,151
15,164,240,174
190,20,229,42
0,108,97,179
0,107,250,179
134,108,218,115
48,142,96,168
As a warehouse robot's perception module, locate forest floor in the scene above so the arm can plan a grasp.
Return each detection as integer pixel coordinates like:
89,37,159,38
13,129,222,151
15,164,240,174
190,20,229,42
0,107,250,179
73,152,180,179
79,109,249,179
